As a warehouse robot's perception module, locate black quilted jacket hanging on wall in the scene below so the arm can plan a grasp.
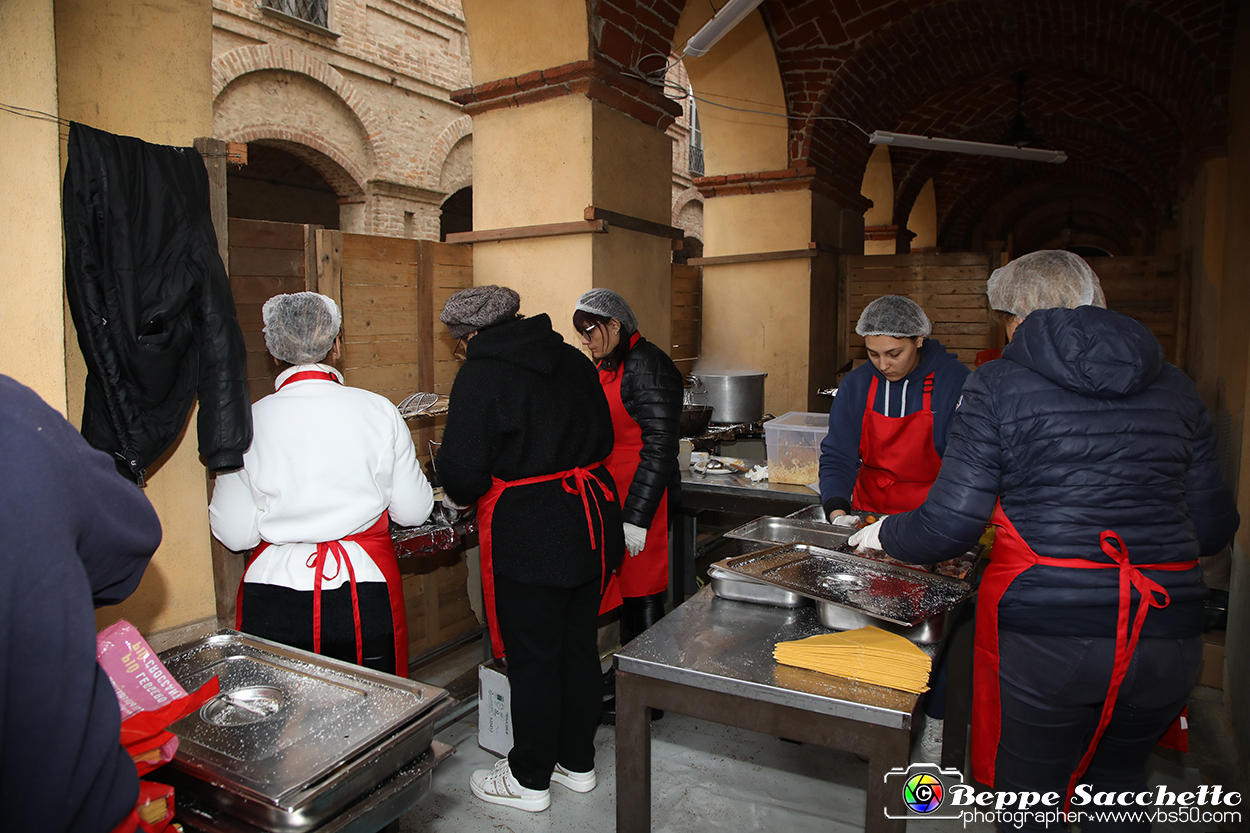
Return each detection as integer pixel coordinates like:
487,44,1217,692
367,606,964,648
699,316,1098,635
63,122,252,485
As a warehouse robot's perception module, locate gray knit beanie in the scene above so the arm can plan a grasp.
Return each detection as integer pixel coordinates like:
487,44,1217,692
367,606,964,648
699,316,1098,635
439,285,522,339
575,288,638,334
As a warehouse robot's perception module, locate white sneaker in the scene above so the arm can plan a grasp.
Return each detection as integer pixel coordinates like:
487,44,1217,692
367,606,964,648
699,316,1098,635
469,758,551,812
913,716,944,765
551,762,597,793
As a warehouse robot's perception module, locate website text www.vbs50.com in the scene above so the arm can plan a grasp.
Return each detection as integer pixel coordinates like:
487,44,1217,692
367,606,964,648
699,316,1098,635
884,763,1242,829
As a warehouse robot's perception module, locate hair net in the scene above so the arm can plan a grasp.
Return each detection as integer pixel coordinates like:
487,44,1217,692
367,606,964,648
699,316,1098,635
987,250,1107,318
439,285,521,339
262,292,342,364
855,295,932,338
575,288,638,334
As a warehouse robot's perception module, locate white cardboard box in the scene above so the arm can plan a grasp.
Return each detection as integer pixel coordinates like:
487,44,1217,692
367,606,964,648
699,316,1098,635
478,660,513,755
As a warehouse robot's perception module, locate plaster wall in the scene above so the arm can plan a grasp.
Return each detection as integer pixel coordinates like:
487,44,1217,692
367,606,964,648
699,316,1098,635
674,2,787,176
861,145,893,225
471,96,673,348
0,0,67,413
910,180,938,250
701,190,817,415
460,0,587,84
55,0,218,637
1179,158,1226,410
1223,7,1250,783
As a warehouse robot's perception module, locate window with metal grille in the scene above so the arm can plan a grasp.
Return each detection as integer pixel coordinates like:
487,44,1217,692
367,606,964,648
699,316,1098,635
688,87,704,177
263,0,328,29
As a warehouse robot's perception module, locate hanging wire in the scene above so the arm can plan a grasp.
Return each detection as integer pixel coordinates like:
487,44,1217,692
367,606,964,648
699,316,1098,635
0,101,236,156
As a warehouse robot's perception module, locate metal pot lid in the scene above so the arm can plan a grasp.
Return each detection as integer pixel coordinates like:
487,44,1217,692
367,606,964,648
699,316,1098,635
158,631,448,805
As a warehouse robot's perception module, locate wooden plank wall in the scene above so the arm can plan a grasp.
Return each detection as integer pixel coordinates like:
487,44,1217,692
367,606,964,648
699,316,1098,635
671,263,701,377
842,252,994,372
318,232,478,660
1087,255,1188,370
227,218,317,403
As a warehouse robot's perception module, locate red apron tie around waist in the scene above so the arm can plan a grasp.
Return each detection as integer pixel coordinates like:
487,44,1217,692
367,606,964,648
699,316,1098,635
852,372,942,514
236,512,409,675
475,464,617,658
973,501,1198,810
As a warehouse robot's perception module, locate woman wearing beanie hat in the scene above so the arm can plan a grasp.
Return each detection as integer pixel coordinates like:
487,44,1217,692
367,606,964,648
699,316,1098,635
573,288,684,725
209,292,435,677
852,251,1237,813
435,286,625,813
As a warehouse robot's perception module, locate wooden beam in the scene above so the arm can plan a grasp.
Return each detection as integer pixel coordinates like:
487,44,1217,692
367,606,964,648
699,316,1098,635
585,205,684,240
688,243,820,267
446,219,607,244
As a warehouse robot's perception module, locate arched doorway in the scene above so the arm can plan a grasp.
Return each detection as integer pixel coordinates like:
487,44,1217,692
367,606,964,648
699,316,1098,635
440,187,472,242
227,142,341,228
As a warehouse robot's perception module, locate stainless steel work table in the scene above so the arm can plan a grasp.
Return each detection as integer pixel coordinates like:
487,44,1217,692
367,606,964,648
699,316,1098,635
673,467,821,600
615,586,927,833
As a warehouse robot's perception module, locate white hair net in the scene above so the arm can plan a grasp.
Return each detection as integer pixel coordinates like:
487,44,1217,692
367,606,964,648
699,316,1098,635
987,250,1107,318
575,288,638,333
262,292,342,364
855,295,932,338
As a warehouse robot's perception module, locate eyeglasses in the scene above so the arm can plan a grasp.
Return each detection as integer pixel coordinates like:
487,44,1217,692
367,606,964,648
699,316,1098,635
578,323,600,342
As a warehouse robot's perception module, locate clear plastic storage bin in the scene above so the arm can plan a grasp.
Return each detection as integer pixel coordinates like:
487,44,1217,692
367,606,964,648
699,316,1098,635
763,411,829,485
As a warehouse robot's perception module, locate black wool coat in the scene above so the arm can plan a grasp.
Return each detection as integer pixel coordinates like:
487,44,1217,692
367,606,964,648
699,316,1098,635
438,314,625,588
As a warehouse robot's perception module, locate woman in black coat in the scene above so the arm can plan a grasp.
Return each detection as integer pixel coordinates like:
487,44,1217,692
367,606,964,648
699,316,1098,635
436,286,625,813
573,289,684,723
851,251,1237,827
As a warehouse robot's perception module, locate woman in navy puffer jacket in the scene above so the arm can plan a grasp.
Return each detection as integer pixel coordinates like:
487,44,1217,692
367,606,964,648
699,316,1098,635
856,251,1237,829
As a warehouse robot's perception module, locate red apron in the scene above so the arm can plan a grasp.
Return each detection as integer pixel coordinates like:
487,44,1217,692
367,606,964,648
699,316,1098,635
972,501,1198,808
851,372,943,514
234,368,409,676
598,333,669,612
475,465,617,658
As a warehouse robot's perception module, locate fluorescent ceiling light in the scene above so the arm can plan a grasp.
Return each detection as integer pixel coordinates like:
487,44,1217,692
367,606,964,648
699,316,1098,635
869,130,1067,164
683,0,766,57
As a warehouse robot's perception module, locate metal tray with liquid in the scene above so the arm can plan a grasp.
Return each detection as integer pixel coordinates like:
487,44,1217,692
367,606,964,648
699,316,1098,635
717,544,975,642
157,631,451,833
708,558,811,608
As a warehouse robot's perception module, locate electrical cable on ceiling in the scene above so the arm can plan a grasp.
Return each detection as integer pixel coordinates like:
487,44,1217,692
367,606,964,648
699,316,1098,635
0,102,236,157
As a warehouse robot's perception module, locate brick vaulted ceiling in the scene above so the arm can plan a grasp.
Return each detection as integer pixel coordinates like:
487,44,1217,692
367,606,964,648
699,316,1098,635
588,0,1239,253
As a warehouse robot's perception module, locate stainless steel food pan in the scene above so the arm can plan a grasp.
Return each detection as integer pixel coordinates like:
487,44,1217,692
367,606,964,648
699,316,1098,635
718,544,975,628
157,631,451,833
708,559,810,608
785,505,827,523
170,741,454,833
724,516,852,552
817,599,964,644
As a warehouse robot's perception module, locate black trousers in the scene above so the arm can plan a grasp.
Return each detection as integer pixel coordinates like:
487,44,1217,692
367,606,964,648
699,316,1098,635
240,581,398,674
994,631,1203,833
494,574,602,790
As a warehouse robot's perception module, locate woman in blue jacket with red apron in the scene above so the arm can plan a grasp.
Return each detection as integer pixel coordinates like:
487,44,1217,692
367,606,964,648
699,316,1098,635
573,289,684,724
818,294,970,761
436,286,625,813
853,251,1238,829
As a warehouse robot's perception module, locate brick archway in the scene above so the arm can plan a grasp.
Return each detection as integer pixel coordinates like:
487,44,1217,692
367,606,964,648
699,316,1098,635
223,130,366,201
421,115,473,192
212,45,388,172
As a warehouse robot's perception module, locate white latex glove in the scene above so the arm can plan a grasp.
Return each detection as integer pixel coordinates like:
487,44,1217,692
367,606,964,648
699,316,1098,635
623,522,648,557
440,493,470,522
847,517,887,551
830,514,860,528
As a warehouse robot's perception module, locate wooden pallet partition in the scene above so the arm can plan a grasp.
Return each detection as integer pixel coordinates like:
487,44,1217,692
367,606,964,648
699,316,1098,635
841,252,994,372
671,262,702,377
1087,255,1188,369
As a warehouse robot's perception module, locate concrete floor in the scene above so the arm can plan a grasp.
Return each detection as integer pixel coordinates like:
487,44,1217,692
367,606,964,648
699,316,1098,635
394,683,1245,833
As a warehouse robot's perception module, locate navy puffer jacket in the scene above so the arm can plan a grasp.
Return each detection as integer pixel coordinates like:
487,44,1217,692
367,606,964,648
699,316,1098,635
882,306,1237,638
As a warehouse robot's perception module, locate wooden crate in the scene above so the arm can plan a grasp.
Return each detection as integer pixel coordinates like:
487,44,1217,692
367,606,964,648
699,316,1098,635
400,547,479,659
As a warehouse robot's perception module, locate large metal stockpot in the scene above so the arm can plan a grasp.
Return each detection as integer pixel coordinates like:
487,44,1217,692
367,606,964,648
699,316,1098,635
692,371,767,424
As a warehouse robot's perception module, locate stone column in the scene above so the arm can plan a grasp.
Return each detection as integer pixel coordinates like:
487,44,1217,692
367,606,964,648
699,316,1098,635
452,60,681,346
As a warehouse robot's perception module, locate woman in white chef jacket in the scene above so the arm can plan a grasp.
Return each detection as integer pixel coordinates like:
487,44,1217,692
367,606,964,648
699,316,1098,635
209,292,434,676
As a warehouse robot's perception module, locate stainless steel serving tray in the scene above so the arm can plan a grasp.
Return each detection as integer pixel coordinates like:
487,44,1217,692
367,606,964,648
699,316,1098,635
719,544,975,630
724,516,853,553
708,559,811,608
158,631,451,833
171,741,454,833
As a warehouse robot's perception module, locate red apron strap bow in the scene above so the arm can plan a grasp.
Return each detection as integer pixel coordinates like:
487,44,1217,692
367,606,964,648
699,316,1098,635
308,540,363,665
